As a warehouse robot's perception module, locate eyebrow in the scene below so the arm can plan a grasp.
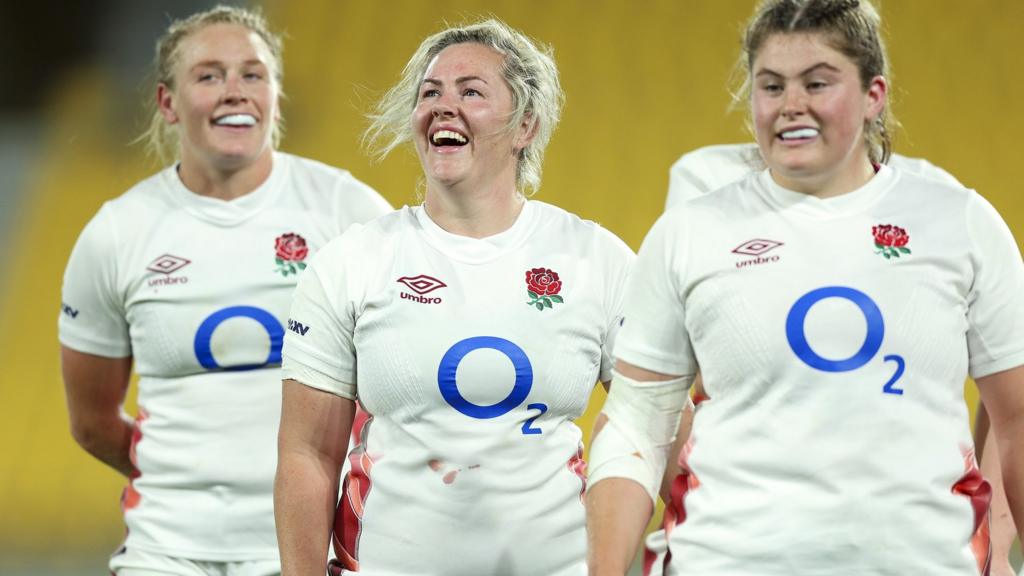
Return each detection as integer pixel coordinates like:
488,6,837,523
190,59,267,70
421,75,490,86
755,62,842,78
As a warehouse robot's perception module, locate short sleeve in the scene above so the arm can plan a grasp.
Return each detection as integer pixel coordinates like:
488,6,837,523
965,193,1024,378
335,172,393,228
58,205,131,357
665,144,763,211
598,234,636,383
613,211,697,376
281,236,359,399
666,155,715,211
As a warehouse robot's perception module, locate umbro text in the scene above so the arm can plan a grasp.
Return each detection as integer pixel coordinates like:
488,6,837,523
736,255,780,268
401,291,442,304
148,276,189,287
61,303,79,319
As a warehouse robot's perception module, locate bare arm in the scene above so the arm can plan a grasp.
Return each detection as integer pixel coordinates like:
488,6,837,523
977,404,1019,576
977,365,1024,545
275,379,354,576
60,345,135,477
659,374,702,503
587,360,684,576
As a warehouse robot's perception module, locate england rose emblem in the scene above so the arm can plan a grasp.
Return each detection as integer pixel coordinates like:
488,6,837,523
526,267,564,311
275,233,309,277
872,224,912,259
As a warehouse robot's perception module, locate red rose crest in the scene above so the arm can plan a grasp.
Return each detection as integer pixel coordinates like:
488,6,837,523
275,233,309,277
872,224,912,260
526,267,564,311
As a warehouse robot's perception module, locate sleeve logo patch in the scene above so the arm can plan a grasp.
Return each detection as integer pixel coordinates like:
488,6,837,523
61,302,79,319
287,318,311,336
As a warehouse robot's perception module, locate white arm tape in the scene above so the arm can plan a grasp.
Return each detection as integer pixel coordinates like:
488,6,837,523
587,369,694,503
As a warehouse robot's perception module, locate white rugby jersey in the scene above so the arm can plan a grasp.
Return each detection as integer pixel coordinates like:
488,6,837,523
58,152,391,561
646,145,965,575
617,165,1024,575
666,143,961,209
282,200,633,576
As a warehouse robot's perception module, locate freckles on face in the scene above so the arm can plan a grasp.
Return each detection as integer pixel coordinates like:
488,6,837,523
410,42,520,185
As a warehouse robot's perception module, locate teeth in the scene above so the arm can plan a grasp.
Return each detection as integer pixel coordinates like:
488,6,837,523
780,128,819,140
214,114,256,126
431,130,467,145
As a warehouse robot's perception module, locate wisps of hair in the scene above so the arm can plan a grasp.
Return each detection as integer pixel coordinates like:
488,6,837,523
363,18,564,195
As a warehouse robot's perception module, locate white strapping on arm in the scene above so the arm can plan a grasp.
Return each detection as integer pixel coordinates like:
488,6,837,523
587,369,694,503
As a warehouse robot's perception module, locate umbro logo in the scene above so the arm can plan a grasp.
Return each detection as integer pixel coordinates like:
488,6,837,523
147,254,191,274
146,254,191,287
733,239,783,268
397,274,446,304
61,302,79,319
732,239,783,256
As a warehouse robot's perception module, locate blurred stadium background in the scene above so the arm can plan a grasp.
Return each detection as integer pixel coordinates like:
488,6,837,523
1,0,1021,573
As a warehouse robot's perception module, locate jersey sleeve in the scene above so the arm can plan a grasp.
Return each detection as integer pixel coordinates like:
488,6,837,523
665,144,766,211
335,171,393,228
964,191,1024,378
58,205,131,357
599,232,636,383
665,153,716,211
613,210,697,376
281,234,360,399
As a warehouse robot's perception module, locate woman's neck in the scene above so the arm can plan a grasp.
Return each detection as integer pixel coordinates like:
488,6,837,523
423,180,525,239
176,149,274,201
771,155,876,199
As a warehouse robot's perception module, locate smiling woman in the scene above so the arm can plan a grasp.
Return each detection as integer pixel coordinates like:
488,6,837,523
157,22,280,192
586,1,1024,575
273,18,634,576
57,6,391,576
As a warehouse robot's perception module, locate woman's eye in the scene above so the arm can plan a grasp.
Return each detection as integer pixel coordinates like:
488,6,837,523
762,84,782,94
198,73,216,82
421,88,440,99
807,81,827,90
244,72,263,81
463,88,481,97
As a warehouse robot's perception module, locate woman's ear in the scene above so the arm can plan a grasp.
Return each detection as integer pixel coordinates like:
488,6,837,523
157,83,179,124
514,113,539,151
864,75,888,123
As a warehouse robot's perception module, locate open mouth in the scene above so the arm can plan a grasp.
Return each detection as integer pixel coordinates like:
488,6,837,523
778,127,819,141
430,129,468,147
213,114,257,127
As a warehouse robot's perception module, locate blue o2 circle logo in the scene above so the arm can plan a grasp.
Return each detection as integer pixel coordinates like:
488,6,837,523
193,306,284,371
785,286,906,396
786,286,884,372
437,336,534,419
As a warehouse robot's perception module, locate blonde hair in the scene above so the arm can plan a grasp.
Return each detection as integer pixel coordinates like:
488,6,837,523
140,5,284,163
734,0,895,164
364,18,564,195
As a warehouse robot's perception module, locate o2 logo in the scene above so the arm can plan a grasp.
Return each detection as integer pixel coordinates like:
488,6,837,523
194,306,284,371
437,336,548,434
785,286,905,395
